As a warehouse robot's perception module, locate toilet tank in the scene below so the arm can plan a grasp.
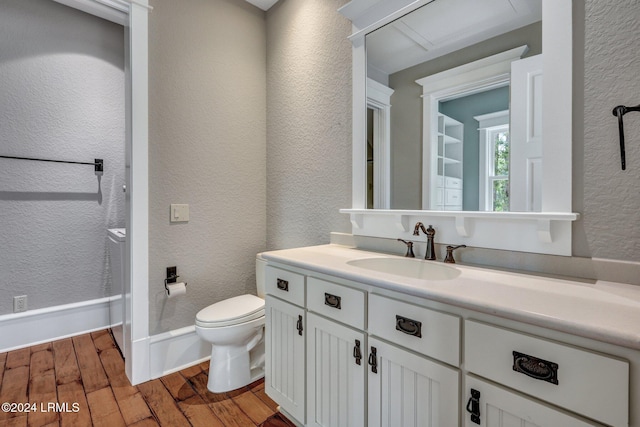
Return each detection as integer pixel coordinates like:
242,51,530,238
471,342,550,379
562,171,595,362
255,256,266,298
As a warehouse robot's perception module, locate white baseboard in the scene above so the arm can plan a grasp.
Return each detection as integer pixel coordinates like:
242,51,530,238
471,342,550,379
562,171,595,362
148,325,210,380
0,297,112,353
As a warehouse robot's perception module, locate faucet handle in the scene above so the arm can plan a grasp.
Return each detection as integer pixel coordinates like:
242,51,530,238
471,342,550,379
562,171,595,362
444,245,467,264
397,239,415,258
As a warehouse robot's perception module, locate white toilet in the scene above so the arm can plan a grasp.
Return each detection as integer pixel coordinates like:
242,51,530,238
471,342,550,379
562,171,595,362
195,259,266,393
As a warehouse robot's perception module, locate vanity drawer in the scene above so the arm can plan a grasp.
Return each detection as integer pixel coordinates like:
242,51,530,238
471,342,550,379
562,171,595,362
465,320,629,427
445,189,462,205
445,176,462,189
368,294,460,366
265,266,305,307
307,277,365,329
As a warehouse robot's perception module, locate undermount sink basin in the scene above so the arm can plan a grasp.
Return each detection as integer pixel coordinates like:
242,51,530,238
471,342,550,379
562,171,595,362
347,257,461,281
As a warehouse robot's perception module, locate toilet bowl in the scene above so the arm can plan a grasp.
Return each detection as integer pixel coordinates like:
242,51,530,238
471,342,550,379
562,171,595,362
195,294,265,393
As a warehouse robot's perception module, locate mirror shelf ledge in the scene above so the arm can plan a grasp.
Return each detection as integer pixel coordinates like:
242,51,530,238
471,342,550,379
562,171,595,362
339,209,579,255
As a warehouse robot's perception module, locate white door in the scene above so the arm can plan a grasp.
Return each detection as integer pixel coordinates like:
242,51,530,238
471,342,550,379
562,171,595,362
367,337,459,427
265,296,306,424
464,376,599,427
510,54,543,212
306,313,365,427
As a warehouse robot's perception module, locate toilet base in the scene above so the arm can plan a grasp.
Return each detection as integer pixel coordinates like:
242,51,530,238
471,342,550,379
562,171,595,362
205,328,265,393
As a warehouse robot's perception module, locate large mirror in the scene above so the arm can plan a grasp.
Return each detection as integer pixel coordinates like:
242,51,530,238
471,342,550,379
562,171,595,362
365,0,544,212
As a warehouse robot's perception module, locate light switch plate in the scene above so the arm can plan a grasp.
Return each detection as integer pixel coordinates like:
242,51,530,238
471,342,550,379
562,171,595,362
170,204,189,222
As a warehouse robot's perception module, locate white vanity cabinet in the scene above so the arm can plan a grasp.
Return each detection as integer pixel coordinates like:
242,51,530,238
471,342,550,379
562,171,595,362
262,255,635,427
367,337,459,426
264,266,306,424
464,376,599,427
305,276,367,426
306,313,365,426
464,320,629,427
367,294,460,426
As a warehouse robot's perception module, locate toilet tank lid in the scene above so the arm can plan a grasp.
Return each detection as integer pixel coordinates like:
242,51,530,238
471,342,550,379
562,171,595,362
196,294,265,324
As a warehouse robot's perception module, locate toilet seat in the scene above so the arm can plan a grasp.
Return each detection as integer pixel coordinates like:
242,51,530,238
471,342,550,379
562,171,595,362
196,294,265,328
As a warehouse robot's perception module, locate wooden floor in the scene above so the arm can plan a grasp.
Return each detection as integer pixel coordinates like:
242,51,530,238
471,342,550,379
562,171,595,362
0,329,295,427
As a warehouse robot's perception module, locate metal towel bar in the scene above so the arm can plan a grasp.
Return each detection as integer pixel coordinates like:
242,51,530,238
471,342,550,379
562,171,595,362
612,104,640,170
0,155,103,173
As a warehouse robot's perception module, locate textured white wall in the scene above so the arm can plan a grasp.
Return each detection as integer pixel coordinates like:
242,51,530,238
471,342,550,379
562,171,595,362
0,0,125,315
575,0,640,261
265,0,353,250
148,0,267,335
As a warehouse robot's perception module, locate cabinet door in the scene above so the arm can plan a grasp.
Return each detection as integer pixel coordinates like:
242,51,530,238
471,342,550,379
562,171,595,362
367,338,459,427
265,296,305,424
306,313,365,427
464,376,600,427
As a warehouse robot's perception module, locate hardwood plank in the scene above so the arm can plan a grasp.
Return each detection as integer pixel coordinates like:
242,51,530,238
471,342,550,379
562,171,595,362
259,413,297,427
0,366,29,422
0,352,6,385
248,378,265,391
129,418,160,427
95,346,152,424
2,332,281,427
180,363,202,379
187,372,227,404
137,379,191,427
30,347,54,377
85,387,126,427
6,348,30,369
99,347,136,399
52,340,80,385
232,389,275,425
252,387,278,412
159,372,196,402
56,380,91,427
30,343,52,354
3,415,27,427
72,335,109,393
116,391,153,425
90,330,115,352
28,372,58,426
207,399,256,427
177,394,225,427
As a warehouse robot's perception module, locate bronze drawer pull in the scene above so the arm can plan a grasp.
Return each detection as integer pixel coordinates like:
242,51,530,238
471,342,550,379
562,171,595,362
276,278,289,292
512,351,559,385
396,315,422,338
353,340,362,365
324,292,342,309
368,347,377,373
296,315,303,336
466,388,481,425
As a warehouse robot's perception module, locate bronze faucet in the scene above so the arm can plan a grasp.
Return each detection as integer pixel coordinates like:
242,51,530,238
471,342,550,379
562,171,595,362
397,239,415,258
413,222,436,260
444,245,467,263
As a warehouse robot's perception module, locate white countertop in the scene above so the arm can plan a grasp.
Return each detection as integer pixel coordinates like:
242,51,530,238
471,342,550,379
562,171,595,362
260,244,640,350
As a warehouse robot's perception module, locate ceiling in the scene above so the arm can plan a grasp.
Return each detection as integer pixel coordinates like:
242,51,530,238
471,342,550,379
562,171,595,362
245,0,279,11
366,0,542,76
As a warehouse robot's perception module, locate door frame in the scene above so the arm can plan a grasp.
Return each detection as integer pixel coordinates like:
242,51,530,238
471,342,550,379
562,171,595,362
52,0,151,384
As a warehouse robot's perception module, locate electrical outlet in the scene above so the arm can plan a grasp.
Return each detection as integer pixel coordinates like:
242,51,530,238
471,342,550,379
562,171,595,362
14,295,27,313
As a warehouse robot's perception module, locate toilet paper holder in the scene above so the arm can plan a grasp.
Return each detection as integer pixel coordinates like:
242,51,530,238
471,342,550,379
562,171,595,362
165,266,187,296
